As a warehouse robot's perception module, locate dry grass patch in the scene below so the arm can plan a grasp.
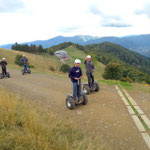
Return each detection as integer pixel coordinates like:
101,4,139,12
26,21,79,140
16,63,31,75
0,87,101,150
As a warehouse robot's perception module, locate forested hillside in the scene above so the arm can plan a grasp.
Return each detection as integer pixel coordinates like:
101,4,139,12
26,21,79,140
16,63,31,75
85,42,150,74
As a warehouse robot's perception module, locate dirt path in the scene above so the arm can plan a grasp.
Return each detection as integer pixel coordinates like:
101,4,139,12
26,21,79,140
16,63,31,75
0,68,148,150
128,90,150,119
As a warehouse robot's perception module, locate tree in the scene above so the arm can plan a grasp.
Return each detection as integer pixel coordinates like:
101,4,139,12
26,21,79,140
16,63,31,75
60,64,70,73
38,45,43,52
103,63,122,80
15,55,22,66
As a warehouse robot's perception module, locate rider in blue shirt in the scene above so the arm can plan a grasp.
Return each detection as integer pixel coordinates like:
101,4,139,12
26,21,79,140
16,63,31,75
69,59,83,103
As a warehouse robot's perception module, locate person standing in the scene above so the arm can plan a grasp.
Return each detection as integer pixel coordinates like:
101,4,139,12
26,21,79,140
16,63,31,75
84,55,95,89
21,54,28,72
69,59,83,103
0,58,7,77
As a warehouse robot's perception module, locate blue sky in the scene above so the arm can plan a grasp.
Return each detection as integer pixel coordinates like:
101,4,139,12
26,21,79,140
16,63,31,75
0,0,150,45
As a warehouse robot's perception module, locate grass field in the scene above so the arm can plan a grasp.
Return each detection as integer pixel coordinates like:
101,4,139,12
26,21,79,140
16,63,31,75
0,87,101,150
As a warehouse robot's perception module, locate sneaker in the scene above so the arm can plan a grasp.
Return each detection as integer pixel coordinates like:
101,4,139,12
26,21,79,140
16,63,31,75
78,96,83,103
74,99,78,104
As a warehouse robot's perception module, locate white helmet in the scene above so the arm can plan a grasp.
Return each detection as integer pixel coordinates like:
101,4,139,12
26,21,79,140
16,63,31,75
87,55,91,59
74,59,81,64
22,54,25,57
2,58,5,60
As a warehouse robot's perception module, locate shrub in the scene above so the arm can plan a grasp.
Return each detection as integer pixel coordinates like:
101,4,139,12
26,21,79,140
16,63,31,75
60,64,70,73
15,55,22,66
28,64,35,68
103,63,122,80
49,66,55,71
49,50,54,55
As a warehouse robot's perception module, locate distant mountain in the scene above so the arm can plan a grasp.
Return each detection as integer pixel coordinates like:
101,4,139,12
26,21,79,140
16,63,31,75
0,35,98,50
1,34,150,57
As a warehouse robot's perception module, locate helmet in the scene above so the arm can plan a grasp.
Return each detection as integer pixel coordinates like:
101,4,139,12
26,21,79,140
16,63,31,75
2,58,5,60
87,55,91,59
74,59,81,64
22,54,25,57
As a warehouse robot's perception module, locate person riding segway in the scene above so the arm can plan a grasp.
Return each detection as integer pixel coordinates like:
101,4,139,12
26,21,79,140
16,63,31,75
20,54,31,75
83,55,99,94
66,59,88,110
0,58,10,79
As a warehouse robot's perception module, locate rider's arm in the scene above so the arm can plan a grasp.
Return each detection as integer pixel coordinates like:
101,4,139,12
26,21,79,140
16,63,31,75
80,68,83,78
68,68,74,79
92,62,96,70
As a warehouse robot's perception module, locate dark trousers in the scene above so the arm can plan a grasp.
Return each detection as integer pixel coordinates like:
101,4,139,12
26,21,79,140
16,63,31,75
87,73,94,88
72,80,82,100
2,68,7,76
23,64,28,72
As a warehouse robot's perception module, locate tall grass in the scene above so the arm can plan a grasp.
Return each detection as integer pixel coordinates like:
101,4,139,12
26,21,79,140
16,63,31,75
0,87,100,150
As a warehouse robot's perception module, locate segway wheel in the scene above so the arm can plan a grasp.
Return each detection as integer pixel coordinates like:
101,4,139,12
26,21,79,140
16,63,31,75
82,93,88,105
28,69,31,74
7,73,10,78
83,84,90,95
66,98,75,110
22,69,24,75
95,82,100,92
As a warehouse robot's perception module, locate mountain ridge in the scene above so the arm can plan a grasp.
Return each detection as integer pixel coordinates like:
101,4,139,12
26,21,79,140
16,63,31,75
1,34,150,57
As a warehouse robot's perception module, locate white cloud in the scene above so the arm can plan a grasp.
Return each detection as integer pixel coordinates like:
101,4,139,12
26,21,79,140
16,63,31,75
0,0,25,13
0,0,150,45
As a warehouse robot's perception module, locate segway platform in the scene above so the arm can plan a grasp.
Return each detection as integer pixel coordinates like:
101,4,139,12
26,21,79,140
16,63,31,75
83,81,100,95
66,93,88,110
0,72,10,79
22,68,31,75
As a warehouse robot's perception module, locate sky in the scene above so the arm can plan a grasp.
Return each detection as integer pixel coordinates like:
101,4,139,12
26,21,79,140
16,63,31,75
0,0,150,45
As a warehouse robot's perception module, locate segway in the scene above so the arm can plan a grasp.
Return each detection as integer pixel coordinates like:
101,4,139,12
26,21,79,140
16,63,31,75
22,68,31,75
66,78,88,110
0,72,10,79
83,81,100,95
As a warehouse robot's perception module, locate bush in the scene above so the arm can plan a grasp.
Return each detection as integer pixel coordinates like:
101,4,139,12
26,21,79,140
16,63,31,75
15,55,22,66
60,64,70,73
49,50,54,55
103,63,122,80
49,66,55,71
28,64,35,68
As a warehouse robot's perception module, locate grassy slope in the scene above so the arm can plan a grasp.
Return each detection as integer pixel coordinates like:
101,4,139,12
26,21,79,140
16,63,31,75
0,46,105,80
0,87,100,150
0,48,60,71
